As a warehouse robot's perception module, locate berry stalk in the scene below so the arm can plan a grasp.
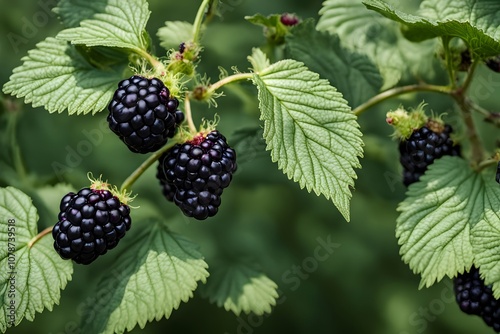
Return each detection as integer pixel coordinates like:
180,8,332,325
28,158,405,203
28,226,53,248
184,93,197,134
134,48,166,74
120,141,178,192
352,83,452,116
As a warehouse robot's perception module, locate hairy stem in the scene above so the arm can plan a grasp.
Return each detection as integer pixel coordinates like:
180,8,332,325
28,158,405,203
205,72,254,97
184,93,197,134
135,48,165,73
120,141,177,192
192,0,211,43
352,84,452,116
28,226,52,248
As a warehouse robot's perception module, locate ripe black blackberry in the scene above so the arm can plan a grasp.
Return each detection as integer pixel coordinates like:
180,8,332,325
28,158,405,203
157,130,237,220
52,186,131,264
107,75,184,154
454,267,500,332
156,161,175,202
399,122,461,186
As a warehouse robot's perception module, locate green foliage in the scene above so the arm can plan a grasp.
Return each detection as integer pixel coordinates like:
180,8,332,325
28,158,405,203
157,21,194,50
364,0,500,58
5,0,500,332
53,0,110,28
201,262,279,316
80,220,208,334
396,156,500,295
396,157,476,288
252,57,363,221
56,0,151,53
2,37,126,115
285,19,383,108
317,0,439,89
0,187,73,333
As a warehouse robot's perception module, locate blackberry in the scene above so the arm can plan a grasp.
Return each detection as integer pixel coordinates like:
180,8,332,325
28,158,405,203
52,187,131,264
157,130,237,220
486,56,500,73
107,75,184,154
399,123,460,186
454,267,500,332
156,161,175,202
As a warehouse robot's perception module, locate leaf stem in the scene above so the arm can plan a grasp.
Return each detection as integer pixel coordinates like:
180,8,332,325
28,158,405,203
352,84,452,116
120,141,178,192
28,226,52,248
184,93,197,134
442,36,457,89
203,0,219,26
192,0,211,43
205,72,254,97
476,157,500,173
461,59,479,94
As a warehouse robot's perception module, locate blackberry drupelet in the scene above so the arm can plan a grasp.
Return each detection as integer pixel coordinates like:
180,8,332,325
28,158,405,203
399,123,460,186
157,130,237,220
157,160,175,202
455,266,489,316
454,266,500,332
107,75,184,154
52,187,131,264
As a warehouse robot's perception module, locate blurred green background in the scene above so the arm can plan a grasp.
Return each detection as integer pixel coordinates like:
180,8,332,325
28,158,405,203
1,0,500,333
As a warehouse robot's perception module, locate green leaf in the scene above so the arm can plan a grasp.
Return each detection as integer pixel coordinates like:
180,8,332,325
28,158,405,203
81,220,209,334
363,0,500,58
157,21,194,51
470,179,500,298
56,0,150,53
285,19,382,108
200,262,278,316
252,60,363,221
53,0,109,28
396,157,480,288
2,37,125,115
317,0,439,89
0,187,73,333
248,48,271,73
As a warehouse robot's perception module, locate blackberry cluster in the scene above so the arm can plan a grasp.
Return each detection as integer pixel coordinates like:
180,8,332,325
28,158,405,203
157,130,237,220
454,267,500,332
107,75,184,154
52,188,131,264
399,123,460,186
